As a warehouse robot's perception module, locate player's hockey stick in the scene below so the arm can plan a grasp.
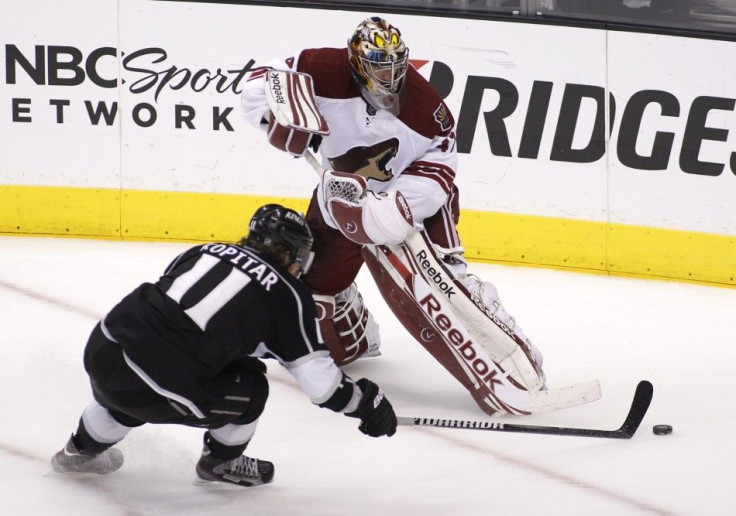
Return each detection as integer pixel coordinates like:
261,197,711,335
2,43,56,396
397,380,653,439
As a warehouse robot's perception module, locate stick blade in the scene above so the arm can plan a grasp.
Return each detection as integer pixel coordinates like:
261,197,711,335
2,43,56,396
528,379,602,414
617,380,654,438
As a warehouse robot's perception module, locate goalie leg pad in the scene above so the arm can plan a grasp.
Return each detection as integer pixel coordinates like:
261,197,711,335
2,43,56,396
314,284,381,366
400,231,546,391
362,245,533,416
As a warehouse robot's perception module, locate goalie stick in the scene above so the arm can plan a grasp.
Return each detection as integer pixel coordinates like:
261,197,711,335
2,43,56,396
304,151,325,178
397,380,653,439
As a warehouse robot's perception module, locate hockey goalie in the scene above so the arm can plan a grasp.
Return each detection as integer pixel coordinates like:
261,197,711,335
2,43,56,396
241,17,598,416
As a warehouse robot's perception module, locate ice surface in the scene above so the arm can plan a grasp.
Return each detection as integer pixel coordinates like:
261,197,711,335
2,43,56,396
1,236,734,515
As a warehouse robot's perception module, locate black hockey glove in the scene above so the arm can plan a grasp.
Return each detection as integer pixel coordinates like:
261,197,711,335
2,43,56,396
346,379,397,437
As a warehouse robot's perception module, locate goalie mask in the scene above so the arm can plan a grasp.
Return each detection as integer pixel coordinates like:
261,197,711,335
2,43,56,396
245,204,315,275
348,17,409,116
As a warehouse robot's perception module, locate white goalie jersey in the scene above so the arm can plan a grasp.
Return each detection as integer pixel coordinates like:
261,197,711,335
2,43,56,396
241,47,458,233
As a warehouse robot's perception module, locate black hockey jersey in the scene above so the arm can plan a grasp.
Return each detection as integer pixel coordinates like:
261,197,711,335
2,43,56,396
101,242,351,415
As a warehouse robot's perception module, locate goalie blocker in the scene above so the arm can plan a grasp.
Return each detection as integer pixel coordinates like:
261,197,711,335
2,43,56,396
264,70,330,157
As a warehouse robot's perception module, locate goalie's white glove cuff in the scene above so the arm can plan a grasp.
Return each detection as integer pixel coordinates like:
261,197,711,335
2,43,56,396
361,190,415,244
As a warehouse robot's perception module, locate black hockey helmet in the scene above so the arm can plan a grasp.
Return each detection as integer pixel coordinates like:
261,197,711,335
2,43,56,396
245,204,315,275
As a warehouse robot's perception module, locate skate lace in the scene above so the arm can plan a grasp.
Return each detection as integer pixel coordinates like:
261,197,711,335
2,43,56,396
228,456,260,478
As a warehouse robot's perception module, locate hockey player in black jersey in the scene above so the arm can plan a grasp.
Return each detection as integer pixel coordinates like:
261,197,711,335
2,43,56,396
51,203,397,487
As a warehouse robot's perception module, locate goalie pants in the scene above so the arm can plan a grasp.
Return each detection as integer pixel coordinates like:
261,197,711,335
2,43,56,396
83,323,269,432
302,185,461,295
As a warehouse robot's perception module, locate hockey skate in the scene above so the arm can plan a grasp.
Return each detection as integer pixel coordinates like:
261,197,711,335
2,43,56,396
195,446,274,487
50,435,123,475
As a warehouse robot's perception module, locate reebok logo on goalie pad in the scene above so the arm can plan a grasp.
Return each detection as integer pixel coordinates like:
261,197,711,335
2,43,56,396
415,249,456,299
268,72,286,104
419,291,503,393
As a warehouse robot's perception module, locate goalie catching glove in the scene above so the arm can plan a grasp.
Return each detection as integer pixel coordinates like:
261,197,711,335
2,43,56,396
323,170,415,245
264,70,329,157
346,379,397,437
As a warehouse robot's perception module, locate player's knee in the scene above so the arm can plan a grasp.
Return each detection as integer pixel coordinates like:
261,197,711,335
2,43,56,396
231,371,269,425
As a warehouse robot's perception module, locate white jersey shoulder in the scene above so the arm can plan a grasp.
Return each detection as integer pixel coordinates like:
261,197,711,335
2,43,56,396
240,48,458,226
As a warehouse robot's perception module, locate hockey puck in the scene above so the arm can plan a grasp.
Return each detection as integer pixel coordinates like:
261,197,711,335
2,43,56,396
653,424,673,435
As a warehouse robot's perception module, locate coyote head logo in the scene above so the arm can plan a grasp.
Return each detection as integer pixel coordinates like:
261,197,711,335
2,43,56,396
328,138,399,182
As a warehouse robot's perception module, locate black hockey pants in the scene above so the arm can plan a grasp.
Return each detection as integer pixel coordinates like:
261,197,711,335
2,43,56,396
83,323,269,430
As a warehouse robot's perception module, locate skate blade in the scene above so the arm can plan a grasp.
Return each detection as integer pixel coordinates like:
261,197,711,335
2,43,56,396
193,477,269,488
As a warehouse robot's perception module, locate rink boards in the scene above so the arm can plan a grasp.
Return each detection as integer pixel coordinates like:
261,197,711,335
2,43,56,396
1,1,735,286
